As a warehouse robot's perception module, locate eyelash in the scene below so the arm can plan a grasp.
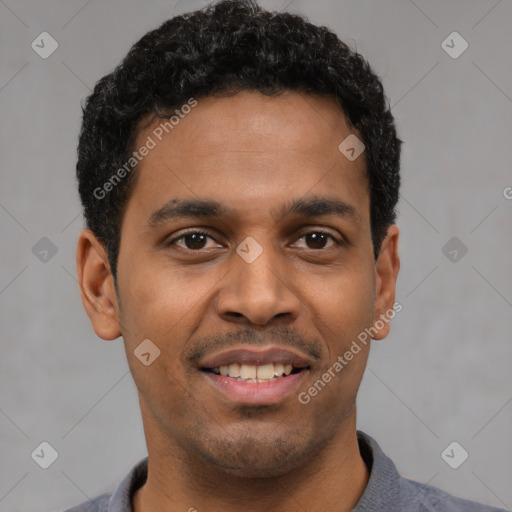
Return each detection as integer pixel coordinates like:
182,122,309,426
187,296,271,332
167,228,344,251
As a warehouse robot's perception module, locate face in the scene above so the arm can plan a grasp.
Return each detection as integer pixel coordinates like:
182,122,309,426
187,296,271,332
77,90,399,478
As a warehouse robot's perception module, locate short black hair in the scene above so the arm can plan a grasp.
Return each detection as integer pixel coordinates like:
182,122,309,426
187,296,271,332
77,0,401,279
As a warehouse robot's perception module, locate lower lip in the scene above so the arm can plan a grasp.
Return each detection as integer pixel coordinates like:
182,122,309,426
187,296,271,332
202,370,309,405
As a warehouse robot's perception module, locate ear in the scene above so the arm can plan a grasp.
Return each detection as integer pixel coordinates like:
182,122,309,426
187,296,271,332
76,229,122,340
372,224,400,340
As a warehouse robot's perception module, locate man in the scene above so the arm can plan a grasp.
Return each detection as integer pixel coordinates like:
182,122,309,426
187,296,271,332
65,1,505,510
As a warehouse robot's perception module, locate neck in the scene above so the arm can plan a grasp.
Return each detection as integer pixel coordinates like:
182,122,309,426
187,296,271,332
133,411,369,512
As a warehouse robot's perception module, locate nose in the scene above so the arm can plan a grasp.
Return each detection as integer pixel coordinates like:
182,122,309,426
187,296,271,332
216,240,302,326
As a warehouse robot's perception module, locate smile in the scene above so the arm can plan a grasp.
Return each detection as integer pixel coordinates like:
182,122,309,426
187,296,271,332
198,346,313,404
207,362,302,382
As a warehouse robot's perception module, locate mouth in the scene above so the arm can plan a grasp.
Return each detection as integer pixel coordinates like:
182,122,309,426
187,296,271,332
198,347,312,405
201,362,308,383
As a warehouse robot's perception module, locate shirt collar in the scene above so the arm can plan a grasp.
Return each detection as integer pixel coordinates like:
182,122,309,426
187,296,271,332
107,455,148,512
353,430,401,510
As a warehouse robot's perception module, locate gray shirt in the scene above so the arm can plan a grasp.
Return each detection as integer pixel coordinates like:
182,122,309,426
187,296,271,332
62,431,506,512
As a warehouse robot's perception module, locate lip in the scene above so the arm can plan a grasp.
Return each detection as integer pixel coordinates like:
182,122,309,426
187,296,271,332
199,346,312,369
202,369,309,405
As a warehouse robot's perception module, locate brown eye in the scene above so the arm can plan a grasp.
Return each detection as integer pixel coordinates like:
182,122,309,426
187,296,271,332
181,233,208,250
170,230,220,251
295,231,339,250
306,232,331,249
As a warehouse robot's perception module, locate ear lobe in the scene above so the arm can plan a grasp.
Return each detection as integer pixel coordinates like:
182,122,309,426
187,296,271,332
76,229,122,340
372,224,400,341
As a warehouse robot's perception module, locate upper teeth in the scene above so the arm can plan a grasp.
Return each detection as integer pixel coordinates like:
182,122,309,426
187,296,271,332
214,363,294,381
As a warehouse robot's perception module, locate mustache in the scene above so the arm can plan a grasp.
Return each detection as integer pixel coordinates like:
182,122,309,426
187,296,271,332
186,325,324,365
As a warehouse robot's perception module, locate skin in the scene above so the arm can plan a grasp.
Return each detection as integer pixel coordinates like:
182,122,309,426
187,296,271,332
77,90,400,512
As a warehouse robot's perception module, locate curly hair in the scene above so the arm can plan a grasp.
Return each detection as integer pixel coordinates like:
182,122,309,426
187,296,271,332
77,0,401,279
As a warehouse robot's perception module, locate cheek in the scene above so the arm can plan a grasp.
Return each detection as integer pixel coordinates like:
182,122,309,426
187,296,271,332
119,257,206,332
116,259,205,418
117,257,227,378
310,259,375,347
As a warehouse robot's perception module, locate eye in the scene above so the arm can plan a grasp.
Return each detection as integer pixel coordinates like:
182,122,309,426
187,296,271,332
167,229,343,252
293,231,341,250
169,230,221,251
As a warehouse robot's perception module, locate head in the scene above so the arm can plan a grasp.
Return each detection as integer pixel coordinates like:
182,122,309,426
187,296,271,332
76,0,401,477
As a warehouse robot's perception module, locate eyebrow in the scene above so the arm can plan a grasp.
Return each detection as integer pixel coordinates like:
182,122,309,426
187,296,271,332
147,196,359,227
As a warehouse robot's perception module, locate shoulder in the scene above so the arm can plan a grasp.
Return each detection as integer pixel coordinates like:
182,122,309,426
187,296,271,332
356,431,507,512
61,492,111,512
399,476,507,512
59,456,148,512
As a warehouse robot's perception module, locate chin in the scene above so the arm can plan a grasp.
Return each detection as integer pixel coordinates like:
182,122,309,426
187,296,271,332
192,429,318,478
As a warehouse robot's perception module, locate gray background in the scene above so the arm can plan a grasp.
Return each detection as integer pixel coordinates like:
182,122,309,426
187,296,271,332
1,0,511,511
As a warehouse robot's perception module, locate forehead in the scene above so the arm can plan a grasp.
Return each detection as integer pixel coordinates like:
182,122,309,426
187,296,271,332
140,90,356,158
127,90,369,226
